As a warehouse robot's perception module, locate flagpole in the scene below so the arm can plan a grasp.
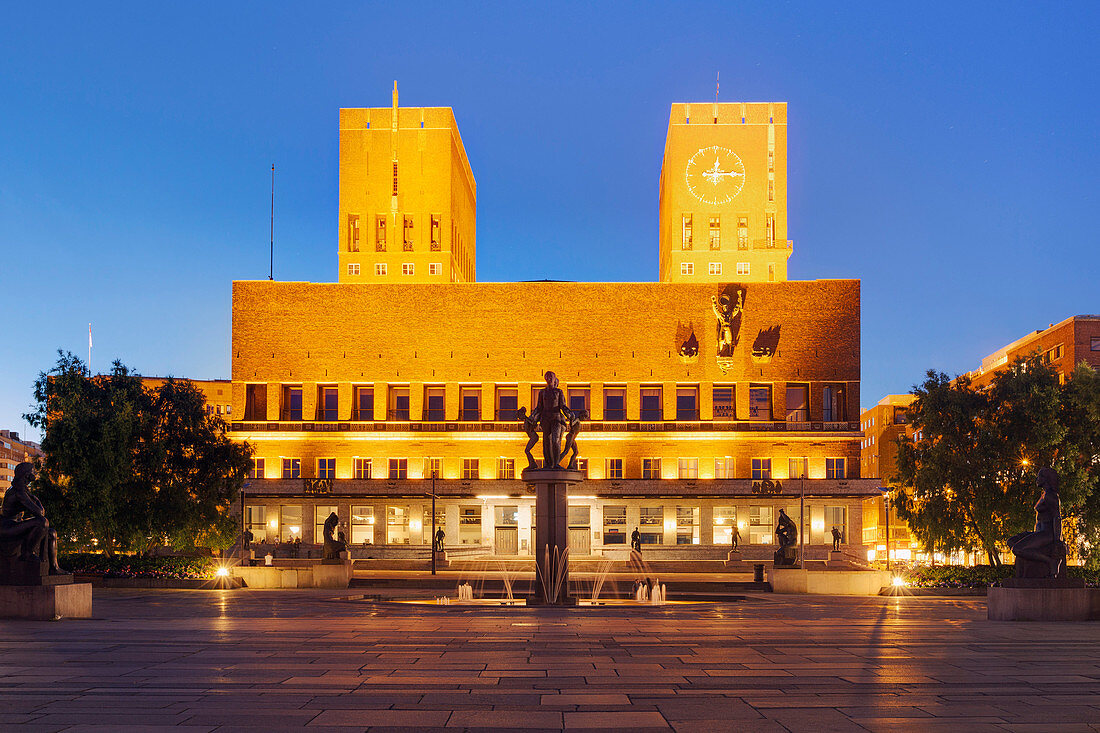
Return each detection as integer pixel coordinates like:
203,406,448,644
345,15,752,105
269,163,275,281
88,323,92,375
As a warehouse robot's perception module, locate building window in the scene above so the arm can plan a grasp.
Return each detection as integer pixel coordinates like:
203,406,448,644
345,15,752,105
789,457,808,479
282,458,301,479
715,457,734,479
681,214,693,249
708,216,720,250
642,458,662,480
281,386,303,421
245,384,267,421
402,263,414,276
640,386,662,421
603,505,627,545
248,458,265,480
496,387,518,421
678,458,699,479
676,386,698,420
606,458,623,480
403,215,414,251
826,506,847,544
748,384,772,421
424,386,445,421
680,262,694,276
354,458,372,479
280,505,302,542
567,387,590,415
497,457,515,480
823,385,847,422
375,263,387,276
313,506,336,546
387,505,411,545
751,458,772,480
351,506,374,544
768,150,774,171
389,386,409,420
713,506,736,545
676,506,699,544
737,216,748,249
354,386,374,420
424,457,442,479
347,263,360,276
245,505,267,541
708,262,722,275
317,459,336,479
768,263,775,282
389,458,408,479
639,507,663,544
459,506,481,545
375,215,386,251
786,384,808,422
826,458,846,479
749,506,773,544
462,458,480,480
736,262,750,276
604,387,626,420
768,180,774,202
317,386,338,421
766,214,775,245
429,263,442,276
430,214,441,251
347,214,360,252
1092,337,1100,351
713,386,735,420
459,387,481,421
576,457,588,477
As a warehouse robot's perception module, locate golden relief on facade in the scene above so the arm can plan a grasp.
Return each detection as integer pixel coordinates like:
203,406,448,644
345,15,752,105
711,285,745,373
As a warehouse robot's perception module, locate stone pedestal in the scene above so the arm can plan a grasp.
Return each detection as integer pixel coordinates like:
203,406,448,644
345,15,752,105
988,578,1100,621
826,550,846,567
773,546,798,567
724,550,742,567
522,467,583,605
0,583,92,619
314,560,353,588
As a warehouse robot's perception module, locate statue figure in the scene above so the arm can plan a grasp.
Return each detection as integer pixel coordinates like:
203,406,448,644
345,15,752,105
831,526,842,552
433,527,445,553
773,508,798,567
1007,467,1067,579
321,512,347,561
560,408,588,470
731,525,740,550
516,406,540,470
711,289,744,358
630,527,641,553
1,463,65,576
533,371,570,470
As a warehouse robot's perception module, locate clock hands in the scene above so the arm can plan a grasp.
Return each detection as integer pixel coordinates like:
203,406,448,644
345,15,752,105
700,157,744,186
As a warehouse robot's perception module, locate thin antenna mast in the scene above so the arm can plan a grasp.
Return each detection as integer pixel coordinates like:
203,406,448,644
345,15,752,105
715,71,720,102
269,163,275,280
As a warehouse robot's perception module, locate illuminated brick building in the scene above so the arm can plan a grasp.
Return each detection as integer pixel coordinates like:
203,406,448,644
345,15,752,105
0,430,43,487
228,90,879,560
965,315,1100,388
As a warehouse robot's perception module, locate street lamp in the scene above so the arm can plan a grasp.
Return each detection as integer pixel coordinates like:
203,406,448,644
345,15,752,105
430,471,438,575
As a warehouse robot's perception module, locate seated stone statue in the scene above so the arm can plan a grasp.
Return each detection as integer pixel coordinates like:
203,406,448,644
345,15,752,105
1007,467,1067,579
1,462,65,576
773,508,798,567
321,512,347,561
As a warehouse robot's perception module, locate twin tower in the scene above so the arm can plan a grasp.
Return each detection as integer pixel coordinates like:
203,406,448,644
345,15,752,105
337,83,791,285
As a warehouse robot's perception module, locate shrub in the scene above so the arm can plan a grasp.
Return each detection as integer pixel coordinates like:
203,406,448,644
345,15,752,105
903,564,1100,588
61,553,220,579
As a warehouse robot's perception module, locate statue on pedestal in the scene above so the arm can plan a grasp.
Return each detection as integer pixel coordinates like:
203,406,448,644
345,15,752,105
321,512,347,561
1007,467,1067,579
773,508,798,567
1,463,66,580
519,372,583,471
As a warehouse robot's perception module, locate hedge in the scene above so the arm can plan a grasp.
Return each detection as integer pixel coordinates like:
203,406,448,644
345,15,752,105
903,564,1100,588
61,553,221,579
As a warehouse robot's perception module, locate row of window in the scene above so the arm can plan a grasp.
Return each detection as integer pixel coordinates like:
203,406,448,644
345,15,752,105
243,383,850,423
348,262,443,277
680,214,776,250
347,213,443,253
252,456,848,481
245,503,848,548
679,262,755,277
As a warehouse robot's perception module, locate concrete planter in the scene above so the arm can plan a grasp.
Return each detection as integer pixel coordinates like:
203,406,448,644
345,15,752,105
0,583,92,620
988,586,1100,621
770,568,891,596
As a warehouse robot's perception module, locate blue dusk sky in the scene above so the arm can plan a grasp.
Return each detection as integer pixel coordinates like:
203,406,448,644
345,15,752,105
2,2,1098,441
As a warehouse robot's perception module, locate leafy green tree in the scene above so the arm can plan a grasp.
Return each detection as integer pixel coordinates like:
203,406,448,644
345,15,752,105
1057,363,1100,566
25,351,252,556
895,357,1100,566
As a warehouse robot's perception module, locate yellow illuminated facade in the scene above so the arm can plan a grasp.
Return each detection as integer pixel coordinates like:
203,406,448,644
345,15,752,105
227,93,877,561
337,82,477,284
659,103,790,284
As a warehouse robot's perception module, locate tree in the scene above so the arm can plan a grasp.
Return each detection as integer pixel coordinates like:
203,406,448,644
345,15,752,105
25,351,252,555
895,357,1100,566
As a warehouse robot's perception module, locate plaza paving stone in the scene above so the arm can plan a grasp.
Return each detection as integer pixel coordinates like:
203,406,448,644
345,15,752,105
0,589,1098,731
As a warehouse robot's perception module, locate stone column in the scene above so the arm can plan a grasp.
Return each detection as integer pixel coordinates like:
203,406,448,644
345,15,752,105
523,467,583,605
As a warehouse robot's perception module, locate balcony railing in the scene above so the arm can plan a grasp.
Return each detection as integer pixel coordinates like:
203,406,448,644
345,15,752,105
232,418,862,434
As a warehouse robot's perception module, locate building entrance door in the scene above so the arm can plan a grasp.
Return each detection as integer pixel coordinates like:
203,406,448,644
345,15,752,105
568,505,591,557
495,528,519,555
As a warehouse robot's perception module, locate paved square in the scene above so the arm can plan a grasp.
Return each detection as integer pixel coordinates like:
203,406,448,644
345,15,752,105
2,589,1099,731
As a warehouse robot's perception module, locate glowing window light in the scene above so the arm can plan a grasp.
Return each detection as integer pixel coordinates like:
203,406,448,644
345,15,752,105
268,519,278,529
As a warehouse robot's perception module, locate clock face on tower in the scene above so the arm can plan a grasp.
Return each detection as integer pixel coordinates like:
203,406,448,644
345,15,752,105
685,146,746,205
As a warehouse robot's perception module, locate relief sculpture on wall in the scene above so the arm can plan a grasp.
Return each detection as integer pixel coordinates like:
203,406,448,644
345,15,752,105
711,285,745,374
